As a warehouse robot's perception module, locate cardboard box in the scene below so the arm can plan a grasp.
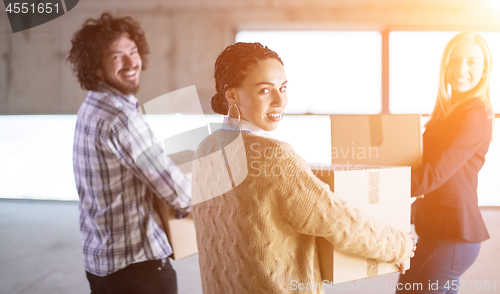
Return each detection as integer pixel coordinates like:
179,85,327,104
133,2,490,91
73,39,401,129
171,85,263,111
154,150,197,260
154,197,197,260
309,163,411,284
330,114,421,167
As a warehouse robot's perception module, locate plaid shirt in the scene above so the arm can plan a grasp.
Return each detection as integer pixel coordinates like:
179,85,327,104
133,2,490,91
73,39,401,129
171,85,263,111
73,84,191,276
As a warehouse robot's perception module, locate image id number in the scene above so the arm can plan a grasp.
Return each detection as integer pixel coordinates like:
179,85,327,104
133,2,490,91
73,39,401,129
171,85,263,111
6,2,59,14
444,280,497,291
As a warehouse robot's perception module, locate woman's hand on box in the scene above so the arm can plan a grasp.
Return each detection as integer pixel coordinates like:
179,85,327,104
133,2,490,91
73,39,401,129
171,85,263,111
398,233,416,274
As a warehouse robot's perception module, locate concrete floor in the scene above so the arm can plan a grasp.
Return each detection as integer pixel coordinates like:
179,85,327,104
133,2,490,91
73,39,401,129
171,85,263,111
1,200,499,294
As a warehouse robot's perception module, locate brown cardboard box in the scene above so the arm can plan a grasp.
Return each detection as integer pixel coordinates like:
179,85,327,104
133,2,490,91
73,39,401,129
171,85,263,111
309,163,411,284
154,150,197,260
330,114,421,168
154,197,197,260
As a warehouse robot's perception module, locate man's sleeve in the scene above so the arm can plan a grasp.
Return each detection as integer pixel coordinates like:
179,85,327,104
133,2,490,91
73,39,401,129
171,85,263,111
104,112,191,212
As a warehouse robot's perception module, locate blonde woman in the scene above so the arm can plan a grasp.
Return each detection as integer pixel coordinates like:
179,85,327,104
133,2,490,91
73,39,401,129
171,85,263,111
192,42,415,294
397,32,493,294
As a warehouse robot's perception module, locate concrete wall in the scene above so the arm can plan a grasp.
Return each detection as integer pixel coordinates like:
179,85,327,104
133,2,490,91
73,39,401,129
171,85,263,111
1,0,499,114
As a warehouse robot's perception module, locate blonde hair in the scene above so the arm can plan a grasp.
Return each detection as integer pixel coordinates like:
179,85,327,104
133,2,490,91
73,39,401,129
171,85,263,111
427,31,493,128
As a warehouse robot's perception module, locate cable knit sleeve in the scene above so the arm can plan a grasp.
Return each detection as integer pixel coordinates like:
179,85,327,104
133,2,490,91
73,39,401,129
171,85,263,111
270,142,413,264
300,187,413,264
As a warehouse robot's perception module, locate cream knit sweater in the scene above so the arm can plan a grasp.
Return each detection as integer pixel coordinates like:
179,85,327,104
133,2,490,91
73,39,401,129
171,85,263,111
192,131,413,294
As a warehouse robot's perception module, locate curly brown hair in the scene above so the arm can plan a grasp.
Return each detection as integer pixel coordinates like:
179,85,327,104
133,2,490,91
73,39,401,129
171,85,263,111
67,12,150,91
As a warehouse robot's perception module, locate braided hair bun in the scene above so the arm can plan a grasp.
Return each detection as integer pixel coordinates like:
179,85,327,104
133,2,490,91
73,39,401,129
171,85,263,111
211,42,283,115
211,92,228,115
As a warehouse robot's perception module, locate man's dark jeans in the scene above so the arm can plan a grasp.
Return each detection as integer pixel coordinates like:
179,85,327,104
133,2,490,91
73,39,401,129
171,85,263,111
86,259,177,294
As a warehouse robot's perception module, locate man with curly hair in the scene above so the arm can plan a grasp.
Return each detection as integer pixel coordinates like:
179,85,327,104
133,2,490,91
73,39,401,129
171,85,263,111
68,12,191,294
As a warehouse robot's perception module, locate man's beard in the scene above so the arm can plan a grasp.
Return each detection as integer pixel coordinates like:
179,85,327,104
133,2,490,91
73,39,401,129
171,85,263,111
103,76,140,96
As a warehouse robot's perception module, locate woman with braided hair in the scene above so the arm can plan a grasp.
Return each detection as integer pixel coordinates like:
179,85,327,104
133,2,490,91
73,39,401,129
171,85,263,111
191,42,416,294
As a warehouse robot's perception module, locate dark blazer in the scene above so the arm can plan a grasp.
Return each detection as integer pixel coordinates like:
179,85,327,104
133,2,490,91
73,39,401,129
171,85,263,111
412,97,492,242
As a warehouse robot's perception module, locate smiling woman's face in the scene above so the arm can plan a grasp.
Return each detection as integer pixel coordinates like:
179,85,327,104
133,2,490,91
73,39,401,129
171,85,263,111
226,58,288,132
445,40,485,95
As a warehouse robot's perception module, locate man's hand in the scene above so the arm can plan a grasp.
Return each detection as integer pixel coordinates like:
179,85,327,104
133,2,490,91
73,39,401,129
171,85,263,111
175,211,191,219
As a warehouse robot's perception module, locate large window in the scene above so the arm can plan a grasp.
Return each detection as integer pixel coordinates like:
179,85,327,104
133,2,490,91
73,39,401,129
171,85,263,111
236,31,382,114
2,30,499,205
236,29,500,206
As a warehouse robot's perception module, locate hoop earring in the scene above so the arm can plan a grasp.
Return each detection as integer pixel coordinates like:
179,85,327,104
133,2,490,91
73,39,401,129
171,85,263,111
227,104,241,131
